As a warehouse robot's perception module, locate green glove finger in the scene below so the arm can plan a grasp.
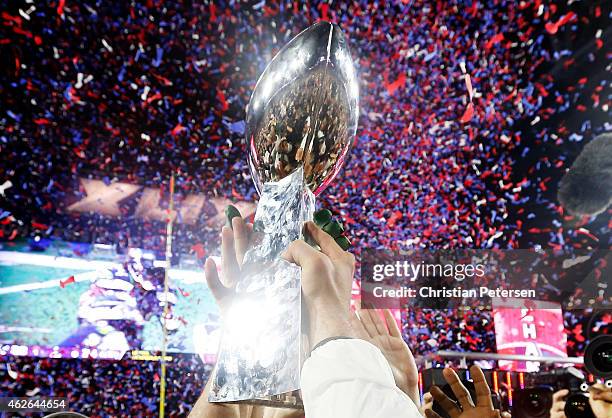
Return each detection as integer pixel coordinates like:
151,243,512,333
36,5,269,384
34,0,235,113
313,209,332,227
225,205,242,229
322,220,344,239
335,235,351,251
310,208,351,250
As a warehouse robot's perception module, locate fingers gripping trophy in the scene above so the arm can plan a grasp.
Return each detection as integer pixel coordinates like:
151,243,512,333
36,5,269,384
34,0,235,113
209,22,359,404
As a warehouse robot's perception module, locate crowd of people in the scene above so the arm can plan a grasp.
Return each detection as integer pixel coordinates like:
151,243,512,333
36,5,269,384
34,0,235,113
402,309,496,356
1,354,211,417
0,0,610,415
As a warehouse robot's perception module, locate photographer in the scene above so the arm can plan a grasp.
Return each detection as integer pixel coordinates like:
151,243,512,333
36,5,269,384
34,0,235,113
550,384,612,418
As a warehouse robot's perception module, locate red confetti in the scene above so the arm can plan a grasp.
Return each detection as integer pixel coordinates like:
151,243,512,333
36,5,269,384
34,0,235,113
170,123,186,137
387,210,403,228
2,12,22,25
191,243,206,259
460,102,475,123
319,3,329,21
60,276,76,288
385,72,406,96
216,89,229,111
31,221,49,230
545,12,576,35
57,0,66,16
209,2,216,22
576,228,599,242
485,33,504,50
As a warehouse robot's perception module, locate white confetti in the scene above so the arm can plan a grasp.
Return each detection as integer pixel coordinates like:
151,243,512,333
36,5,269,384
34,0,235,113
0,180,13,197
102,39,113,52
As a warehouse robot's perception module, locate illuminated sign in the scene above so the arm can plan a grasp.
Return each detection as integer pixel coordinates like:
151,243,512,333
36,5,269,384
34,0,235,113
493,298,568,372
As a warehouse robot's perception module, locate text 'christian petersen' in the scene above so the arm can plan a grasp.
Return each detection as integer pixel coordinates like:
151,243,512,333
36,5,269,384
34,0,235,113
372,286,536,299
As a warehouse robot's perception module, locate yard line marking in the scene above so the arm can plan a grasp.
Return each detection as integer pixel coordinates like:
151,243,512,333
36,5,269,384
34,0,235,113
0,251,208,291
0,251,117,271
0,270,98,294
0,326,54,333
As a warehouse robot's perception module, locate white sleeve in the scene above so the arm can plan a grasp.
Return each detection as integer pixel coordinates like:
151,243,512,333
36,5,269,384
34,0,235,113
300,338,422,418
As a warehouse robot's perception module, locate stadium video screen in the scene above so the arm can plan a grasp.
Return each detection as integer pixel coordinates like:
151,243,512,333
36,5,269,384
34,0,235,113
0,180,255,361
0,242,221,360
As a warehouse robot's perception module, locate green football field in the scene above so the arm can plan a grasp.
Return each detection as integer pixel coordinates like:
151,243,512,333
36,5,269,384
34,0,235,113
0,264,88,346
0,250,219,354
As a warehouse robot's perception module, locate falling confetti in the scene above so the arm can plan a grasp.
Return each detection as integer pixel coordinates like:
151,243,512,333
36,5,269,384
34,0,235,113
60,276,76,288
0,0,609,415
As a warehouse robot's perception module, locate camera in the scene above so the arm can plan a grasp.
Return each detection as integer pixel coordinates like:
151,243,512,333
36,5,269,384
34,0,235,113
564,391,596,418
512,386,553,418
585,335,612,380
512,333,612,418
513,368,595,418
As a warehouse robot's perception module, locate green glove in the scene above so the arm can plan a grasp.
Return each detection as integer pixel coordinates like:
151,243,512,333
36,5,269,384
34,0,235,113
225,204,242,229
322,220,344,238
311,208,351,250
313,208,333,227
335,235,351,251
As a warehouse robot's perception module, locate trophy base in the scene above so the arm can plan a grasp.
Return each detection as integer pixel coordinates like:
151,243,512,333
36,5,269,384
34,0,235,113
227,391,304,410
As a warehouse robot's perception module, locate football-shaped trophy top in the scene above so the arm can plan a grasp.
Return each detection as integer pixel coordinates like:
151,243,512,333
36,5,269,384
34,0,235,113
246,21,359,196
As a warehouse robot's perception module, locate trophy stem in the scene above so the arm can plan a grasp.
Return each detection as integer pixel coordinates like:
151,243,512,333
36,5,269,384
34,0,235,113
210,168,314,402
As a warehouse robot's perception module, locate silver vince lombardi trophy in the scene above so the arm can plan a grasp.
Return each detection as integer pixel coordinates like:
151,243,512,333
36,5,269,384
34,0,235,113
209,21,359,403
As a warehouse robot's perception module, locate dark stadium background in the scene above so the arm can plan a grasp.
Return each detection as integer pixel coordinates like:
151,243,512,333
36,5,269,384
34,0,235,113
0,0,609,416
